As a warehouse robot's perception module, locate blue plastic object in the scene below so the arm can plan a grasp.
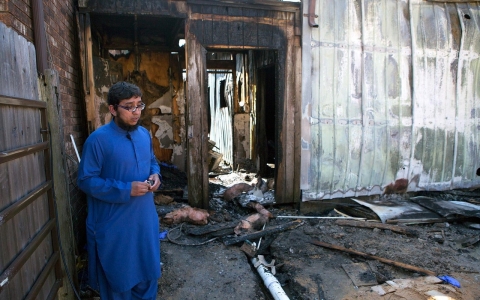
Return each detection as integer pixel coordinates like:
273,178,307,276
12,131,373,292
159,230,168,240
438,275,461,288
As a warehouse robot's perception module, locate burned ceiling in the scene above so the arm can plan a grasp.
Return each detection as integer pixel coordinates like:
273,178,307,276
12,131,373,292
90,14,185,52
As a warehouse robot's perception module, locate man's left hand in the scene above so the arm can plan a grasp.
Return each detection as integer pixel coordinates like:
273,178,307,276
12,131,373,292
148,173,161,192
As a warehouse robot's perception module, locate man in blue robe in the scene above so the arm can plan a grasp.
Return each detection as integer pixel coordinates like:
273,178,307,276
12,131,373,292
78,81,161,299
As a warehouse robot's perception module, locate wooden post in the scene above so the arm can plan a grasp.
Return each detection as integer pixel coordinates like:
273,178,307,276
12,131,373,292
42,70,78,299
85,13,96,133
310,240,437,276
185,24,209,209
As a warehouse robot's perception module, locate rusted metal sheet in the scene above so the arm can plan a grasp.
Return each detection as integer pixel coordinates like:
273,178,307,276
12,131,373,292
301,0,480,200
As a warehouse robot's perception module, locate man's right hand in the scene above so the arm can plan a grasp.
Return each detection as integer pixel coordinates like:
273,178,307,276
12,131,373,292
131,181,151,196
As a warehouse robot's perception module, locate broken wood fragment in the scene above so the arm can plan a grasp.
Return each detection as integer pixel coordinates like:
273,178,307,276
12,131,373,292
277,216,365,220
444,190,480,199
223,182,254,201
163,206,210,225
240,242,258,258
234,213,270,235
248,202,274,219
223,220,303,246
310,240,437,276
386,217,464,225
158,188,184,193
335,219,419,237
185,220,239,236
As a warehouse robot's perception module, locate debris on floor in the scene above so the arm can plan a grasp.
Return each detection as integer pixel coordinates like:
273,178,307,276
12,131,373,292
162,205,210,225
78,160,480,299
152,161,480,299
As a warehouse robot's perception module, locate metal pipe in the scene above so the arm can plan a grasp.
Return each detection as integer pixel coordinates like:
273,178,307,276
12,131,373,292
276,216,366,220
308,0,319,27
251,257,289,300
31,0,49,73
70,134,81,163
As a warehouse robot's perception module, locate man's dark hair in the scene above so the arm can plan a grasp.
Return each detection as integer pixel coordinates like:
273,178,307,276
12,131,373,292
107,81,142,106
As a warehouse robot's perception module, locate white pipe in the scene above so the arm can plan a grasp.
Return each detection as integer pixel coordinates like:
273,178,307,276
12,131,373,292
256,223,267,250
251,257,289,300
276,216,365,220
70,134,81,163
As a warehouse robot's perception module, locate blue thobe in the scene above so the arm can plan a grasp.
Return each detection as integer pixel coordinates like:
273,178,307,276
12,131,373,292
77,120,161,293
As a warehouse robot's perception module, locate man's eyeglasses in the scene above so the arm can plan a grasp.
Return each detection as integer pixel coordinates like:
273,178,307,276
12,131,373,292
116,103,146,112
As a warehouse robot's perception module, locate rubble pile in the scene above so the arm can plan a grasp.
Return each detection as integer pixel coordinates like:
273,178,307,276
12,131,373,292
153,162,480,300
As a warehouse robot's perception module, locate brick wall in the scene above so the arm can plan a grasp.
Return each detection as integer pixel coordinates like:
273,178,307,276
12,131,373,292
1,0,87,250
42,0,88,252
0,0,33,39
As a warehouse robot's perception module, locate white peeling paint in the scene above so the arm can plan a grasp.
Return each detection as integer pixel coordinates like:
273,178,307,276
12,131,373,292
173,144,183,155
149,89,172,114
176,88,185,115
100,85,109,93
151,116,173,149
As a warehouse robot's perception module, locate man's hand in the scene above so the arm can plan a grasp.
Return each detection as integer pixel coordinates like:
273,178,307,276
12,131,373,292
147,173,161,192
131,181,151,196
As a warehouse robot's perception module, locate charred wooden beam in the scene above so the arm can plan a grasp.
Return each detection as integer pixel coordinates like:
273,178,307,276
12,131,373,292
187,0,300,12
102,44,182,53
206,59,235,70
168,18,185,49
335,219,419,237
185,220,239,236
310,240,437,276
78,0,188,17
223,220,303,246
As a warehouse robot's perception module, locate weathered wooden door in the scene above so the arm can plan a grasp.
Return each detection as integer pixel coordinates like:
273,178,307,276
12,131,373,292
0,23,62,299
185,34,209,208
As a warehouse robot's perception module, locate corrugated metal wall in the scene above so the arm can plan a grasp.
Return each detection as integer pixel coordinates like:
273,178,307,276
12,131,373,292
208,71,234,164
301,0,480,200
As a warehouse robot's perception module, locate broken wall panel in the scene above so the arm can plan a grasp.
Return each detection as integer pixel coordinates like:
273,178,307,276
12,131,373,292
188,4,299,50
243,9,259,46
83,34,185,164
301,0,480,200
234,113,251,164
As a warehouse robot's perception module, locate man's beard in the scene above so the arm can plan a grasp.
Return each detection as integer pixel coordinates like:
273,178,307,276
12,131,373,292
114,116,139,132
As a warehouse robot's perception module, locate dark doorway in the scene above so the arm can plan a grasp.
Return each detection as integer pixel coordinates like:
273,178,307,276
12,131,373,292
257,64,276,178
264,66,276,164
